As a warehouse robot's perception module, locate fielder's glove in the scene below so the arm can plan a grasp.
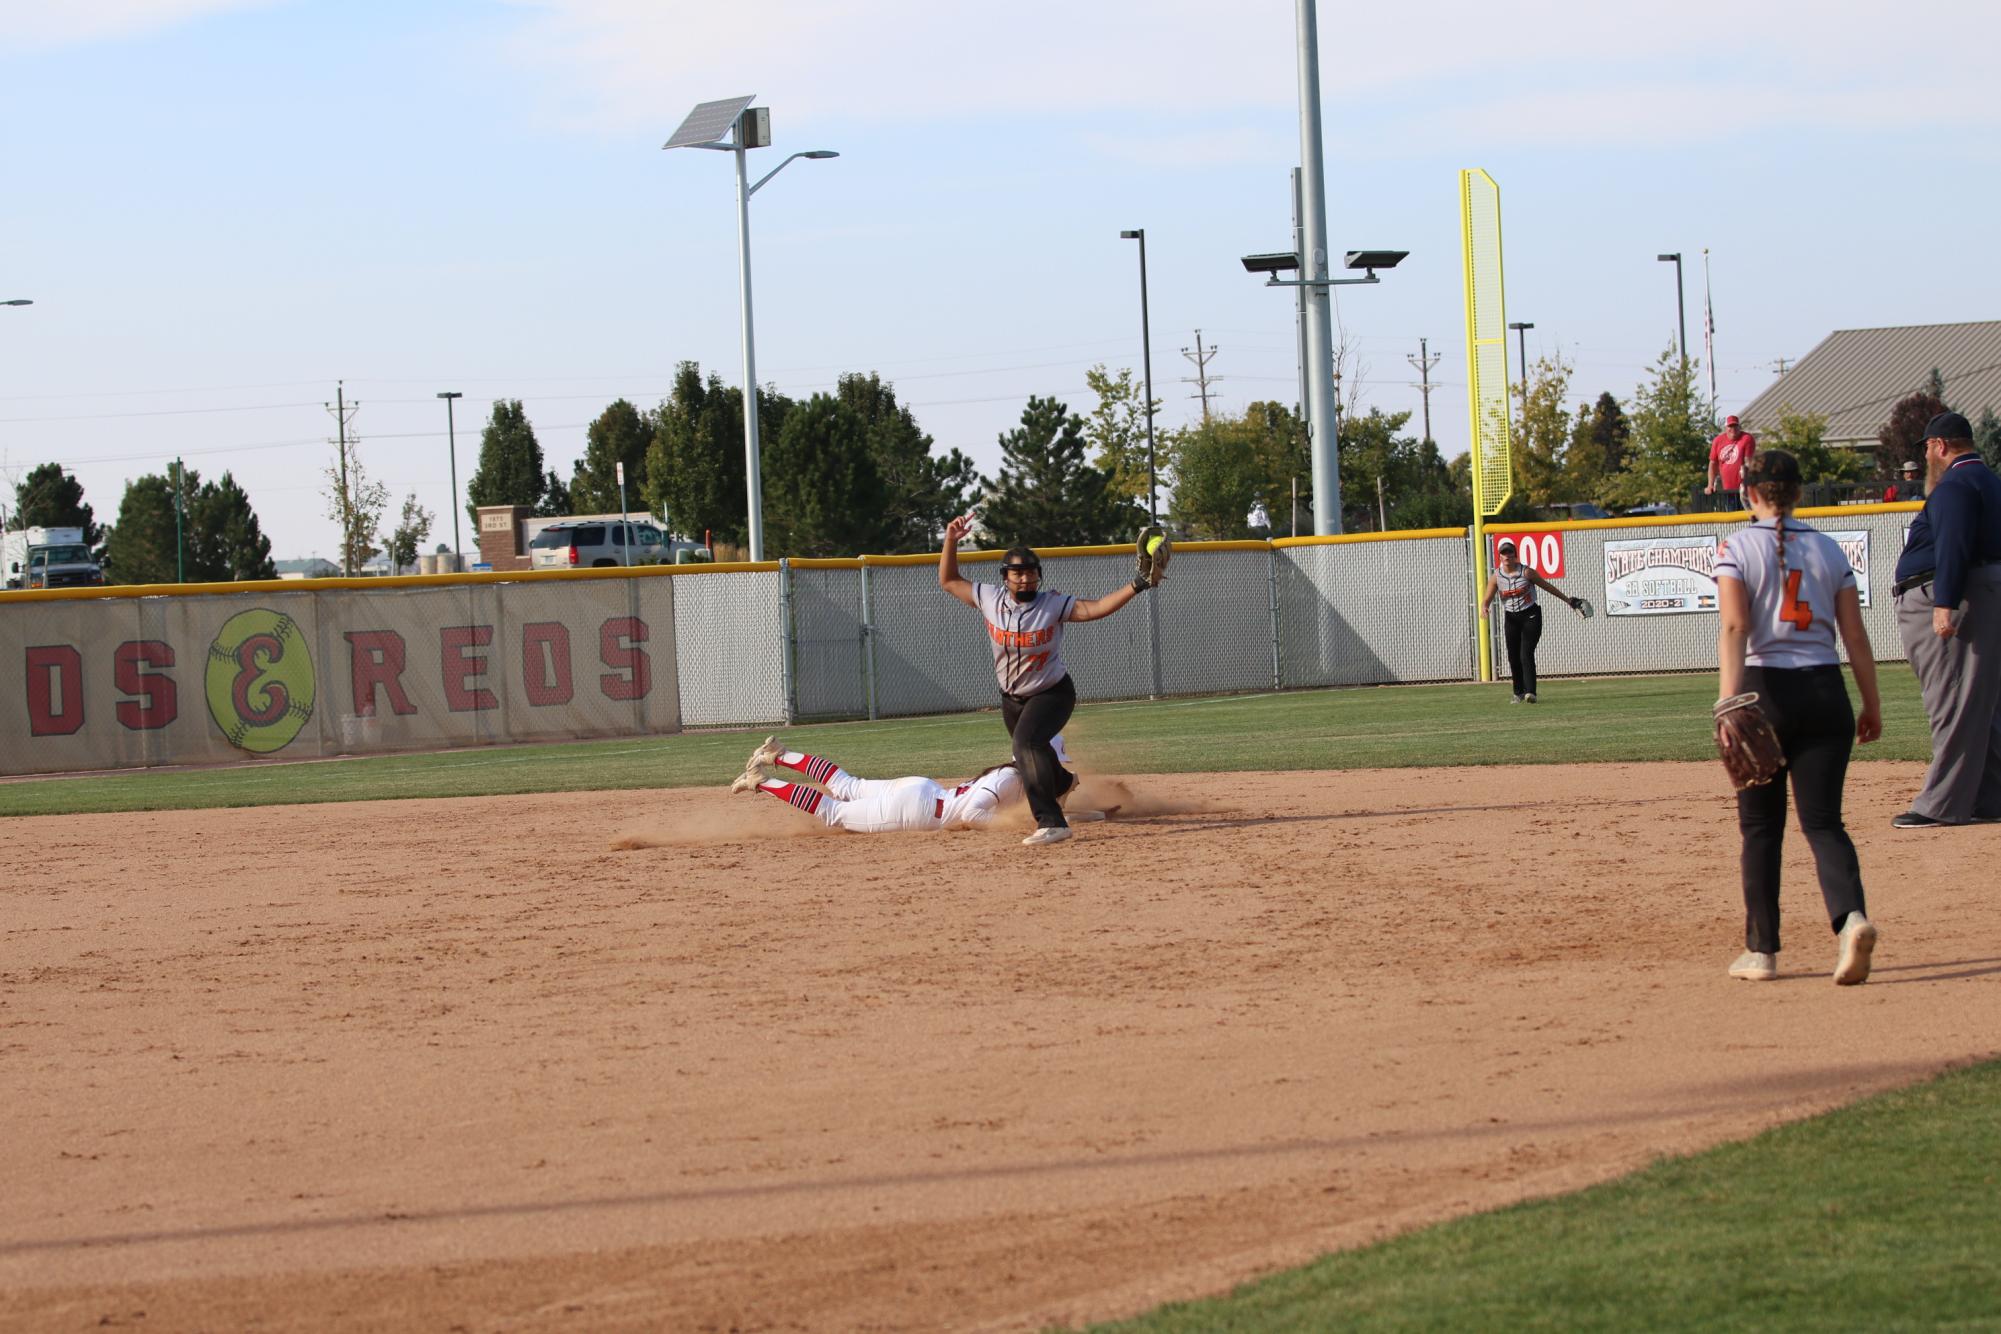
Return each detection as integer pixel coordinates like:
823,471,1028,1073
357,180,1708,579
1132,526,1171,592
1713,693,1783,790
1571,596,1594,619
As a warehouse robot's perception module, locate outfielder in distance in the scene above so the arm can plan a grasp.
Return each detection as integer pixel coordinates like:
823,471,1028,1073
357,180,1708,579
728,733,1111,833
939,515,1168,846
1477,538,1591,704
1714,449,1882,986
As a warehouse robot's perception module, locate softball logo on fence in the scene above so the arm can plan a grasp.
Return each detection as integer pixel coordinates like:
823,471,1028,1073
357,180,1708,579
205,608,316,753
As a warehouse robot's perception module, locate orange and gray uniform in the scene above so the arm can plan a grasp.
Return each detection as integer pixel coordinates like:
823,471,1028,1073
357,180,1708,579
1493,564,1543,697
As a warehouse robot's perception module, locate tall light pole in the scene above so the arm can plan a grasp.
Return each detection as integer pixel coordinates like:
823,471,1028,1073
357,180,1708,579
1118,229,1159,523
1657,252,1687,372
1294,0,1341,535
1508,321,1535,410
437,391,464,570
664,97,837,561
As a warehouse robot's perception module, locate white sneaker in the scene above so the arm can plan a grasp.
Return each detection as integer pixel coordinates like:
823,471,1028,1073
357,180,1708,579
1729,950,1778,981
1834,913,1878,986
1523,692,1537,704
1021,826,1073,847
1510,694,1523,704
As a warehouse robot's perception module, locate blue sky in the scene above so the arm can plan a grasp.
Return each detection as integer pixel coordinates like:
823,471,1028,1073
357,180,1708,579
3,0,1996,560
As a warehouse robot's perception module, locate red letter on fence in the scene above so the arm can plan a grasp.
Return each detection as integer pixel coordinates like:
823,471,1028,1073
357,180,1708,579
114,640,178,730
26,645,85,736
599,617,650,701
344,631,417,716
441,625,498,712
521,622,573,706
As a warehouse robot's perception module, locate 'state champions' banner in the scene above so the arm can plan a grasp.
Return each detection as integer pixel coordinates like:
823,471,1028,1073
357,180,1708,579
1603,535,1719,615
1825,530,1872,608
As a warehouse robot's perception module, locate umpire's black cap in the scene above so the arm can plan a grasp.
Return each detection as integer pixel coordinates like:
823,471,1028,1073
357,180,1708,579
1923,410,1973,442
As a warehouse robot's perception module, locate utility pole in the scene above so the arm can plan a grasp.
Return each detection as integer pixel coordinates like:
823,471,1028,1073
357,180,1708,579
1406,337,1441,443
1771,356,1793,378
1181,330,1220,424
325,382,361,576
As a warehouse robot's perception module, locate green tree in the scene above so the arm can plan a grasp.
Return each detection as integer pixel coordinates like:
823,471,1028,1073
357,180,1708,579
185,471,277,581
569,399,653,515
1240,401,1310,536
836,372,975,551
103,467,200,585
1564,392,1630,503
762,394,892,557
1606,345,1710,510
1975,407,2001,471
1332,406,1460,531
1167,419,1259,539
1876,383,1951,475
979,395,1140,547
1764,407,1865,484
643,363,794,550
536,470,571,519
1081,365,1160,511
1513,354,1577,508
10,463,102,545
324,433,389,574
387,492,435,574
465,399,548,529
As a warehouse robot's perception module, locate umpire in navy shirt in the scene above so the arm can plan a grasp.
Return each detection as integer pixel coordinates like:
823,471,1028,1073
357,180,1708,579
1890,411,2001,827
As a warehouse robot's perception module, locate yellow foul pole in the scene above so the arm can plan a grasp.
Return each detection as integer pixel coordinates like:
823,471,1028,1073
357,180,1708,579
1459,168,1513,682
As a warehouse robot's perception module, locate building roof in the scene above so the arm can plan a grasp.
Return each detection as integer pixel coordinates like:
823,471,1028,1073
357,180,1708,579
273,558,339,574
1737,320,2001,447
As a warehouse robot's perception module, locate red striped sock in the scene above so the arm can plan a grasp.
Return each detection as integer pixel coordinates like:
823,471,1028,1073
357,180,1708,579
775,750,841,786
757,780,823,814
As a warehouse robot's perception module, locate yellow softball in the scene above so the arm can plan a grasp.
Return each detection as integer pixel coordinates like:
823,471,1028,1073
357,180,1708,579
1147,535,1166,555
205,607,316,754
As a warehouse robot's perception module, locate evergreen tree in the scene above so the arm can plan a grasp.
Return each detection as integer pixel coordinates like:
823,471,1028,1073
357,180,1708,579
185,471,277,581
762,393,891,557
1565,392,1631,502
836,372,975,552
103,468,199,585
536,470,571,518
10,463,102,545
979,396,1139,547
1876,383,1952,474
1606,345,1710,510
643,363,793,549
465,399,548,528
1976,407,2001,471
569,399,654,515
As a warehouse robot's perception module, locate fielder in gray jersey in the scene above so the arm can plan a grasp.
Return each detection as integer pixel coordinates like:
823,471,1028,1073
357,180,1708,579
939,512,1153,847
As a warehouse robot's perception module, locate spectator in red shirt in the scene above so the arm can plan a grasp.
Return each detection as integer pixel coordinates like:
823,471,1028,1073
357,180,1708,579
1708,415,1757,511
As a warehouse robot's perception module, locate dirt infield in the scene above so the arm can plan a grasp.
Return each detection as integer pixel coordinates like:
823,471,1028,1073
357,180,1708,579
5,761,1999,1332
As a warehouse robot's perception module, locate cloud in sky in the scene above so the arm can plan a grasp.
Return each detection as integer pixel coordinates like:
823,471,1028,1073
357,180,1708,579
0,0,275,50
494,0,1999,145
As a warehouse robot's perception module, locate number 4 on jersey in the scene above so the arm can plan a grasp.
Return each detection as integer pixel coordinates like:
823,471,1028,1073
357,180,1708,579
1779,569,1813,630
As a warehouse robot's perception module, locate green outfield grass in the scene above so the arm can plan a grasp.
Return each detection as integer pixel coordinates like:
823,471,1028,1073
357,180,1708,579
1093,1057,2001,1332
0,670,1929,818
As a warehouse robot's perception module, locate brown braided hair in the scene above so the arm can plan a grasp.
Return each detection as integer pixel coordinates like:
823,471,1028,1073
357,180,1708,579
1742,449,1803,582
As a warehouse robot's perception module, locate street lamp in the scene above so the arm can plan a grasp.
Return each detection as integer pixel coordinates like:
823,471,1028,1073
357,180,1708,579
1508,321,1534,408
1657,252,1687,371
1118,230,1159,523
437,391,464,570
663,96,838,562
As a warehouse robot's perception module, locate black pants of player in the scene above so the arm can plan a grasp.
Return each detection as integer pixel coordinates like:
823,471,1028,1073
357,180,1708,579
1738,664,1866,955
1503,605,1542,697
1001,673,1077,830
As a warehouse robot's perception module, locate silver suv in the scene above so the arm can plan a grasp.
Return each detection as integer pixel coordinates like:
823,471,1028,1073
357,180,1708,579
528,520,669,569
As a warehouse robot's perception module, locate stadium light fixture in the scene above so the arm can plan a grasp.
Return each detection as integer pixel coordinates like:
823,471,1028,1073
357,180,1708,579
663,97,838,561
1,299,31,306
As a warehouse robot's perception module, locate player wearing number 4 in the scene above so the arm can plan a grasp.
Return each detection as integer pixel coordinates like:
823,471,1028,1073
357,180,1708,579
1479,538,1590,704
939,514,1166,846
1715,449,1883,985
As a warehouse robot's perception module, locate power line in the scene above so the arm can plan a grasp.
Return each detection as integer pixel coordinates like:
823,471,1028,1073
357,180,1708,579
1180,330,1220,424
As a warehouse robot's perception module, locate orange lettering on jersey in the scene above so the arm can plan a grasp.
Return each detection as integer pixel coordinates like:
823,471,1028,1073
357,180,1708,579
1779,569,1814,631
986,623,1054,649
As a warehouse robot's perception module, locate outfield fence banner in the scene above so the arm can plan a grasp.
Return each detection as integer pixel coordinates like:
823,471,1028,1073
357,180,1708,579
0,576,679,776
2,506,1924,777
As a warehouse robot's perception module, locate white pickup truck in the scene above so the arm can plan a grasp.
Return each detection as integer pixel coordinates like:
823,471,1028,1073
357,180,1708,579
3,526,106,590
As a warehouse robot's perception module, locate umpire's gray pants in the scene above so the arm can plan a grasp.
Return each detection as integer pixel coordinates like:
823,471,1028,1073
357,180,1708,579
1896,564,2001,823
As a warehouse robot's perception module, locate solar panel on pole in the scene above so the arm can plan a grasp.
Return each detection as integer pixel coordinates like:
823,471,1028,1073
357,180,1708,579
663,95,755,150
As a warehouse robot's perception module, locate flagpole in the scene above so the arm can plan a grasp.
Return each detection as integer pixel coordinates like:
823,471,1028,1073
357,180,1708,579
1702,248,1717,409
